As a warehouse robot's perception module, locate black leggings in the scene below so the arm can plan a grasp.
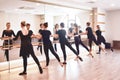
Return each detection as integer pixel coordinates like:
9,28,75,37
60,40,78,62
22,52,41,73
88,36,99,50
5,50,9,61
97,36,106,52
54,44,57,51
44,43,60,66
75,39,89,55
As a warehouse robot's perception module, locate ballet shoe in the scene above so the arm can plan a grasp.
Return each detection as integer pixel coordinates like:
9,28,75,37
96,52,100,54
19,72,27,75
78,56,83,61
39,67,43,74
63,62,67,64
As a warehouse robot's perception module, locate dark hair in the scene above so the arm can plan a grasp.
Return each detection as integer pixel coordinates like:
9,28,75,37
21,21,26,26
40,23,43,26
60,22,64,28
74,23,78,27
44,22,48,28
6,22,10,25
26,23,30,26
54,24,59,29
86,22,90,26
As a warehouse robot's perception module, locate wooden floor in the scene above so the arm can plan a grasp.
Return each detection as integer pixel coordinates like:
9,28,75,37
0,49,120,80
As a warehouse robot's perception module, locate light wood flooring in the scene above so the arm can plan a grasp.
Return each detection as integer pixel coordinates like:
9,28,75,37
1,48,120,80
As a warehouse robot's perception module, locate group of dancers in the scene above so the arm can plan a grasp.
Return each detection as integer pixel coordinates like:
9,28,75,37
1,21,113,75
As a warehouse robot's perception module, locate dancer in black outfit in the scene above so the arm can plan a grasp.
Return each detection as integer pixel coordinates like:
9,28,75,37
96,25,113,54
84,22,104,57
26,23,34,42
2,22,15,61
39,22,63,68
14,21,43,75
53,24,59,51
56,22,83,64
37,23,43,54
72,23,90,57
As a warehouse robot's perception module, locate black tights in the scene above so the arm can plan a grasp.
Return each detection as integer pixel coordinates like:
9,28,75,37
60,41,78,62
88,36,99,51
54,44,57,51
75,39,89,55
22,53,41,73
5,50,9,61
97,36,106,52
44,43,60,66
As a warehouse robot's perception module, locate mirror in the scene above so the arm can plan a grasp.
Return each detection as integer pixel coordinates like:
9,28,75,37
0,2,92,62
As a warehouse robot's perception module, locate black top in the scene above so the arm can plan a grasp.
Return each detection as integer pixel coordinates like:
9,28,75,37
2,30,15,37
96,30,102,37
2,30,15,45
74,32,81,41
29,30,33,42
86,27,94,39
56,29,68,43
14,30,34,57
40,30,52,45
38,29,43,42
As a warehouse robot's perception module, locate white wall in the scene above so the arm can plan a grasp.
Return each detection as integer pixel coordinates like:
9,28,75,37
0,12,41,36
106,10,120,43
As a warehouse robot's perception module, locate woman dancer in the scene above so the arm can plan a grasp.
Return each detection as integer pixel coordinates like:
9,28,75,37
37,23,44,54
53,24,59,51
39,22,63,68
96,25,113,54
14,21,43,75
2,22,15,61
56,22,83,64
84,22,105,57
72,23,90,58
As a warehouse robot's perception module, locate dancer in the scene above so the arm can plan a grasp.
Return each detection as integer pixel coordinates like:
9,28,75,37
2,22,15,61
72,23,90,58
13,21,43,75
39,22,63,68
56,22,83,64
53,24,59,51
26,23,34,42
84,22,105,57
37,23,43,54
96,25,113,54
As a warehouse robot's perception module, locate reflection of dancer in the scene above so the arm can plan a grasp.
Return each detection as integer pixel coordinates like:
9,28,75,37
85,22,104,57
2,22,15,61
53,24,59,51
14,21,43,75
26,23,33,42
37,23,43,54
40,22,63,68
96,25,113,54
56,22,83,64
68,23,74,42
73,23,90,56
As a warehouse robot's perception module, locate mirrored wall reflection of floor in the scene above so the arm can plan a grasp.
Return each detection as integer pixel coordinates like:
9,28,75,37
0,49,120,80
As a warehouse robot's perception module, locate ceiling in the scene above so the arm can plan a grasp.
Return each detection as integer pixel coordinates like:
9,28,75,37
0,0,120,15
